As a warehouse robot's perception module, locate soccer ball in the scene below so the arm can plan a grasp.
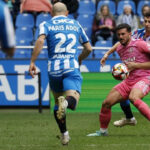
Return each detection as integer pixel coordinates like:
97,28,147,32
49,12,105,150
112,63,129,80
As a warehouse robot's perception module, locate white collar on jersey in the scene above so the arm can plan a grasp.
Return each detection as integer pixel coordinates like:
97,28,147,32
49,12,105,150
52,15,67,20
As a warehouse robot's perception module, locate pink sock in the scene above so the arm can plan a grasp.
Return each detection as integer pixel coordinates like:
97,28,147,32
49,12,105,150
133,99,150,121
99,107,111,128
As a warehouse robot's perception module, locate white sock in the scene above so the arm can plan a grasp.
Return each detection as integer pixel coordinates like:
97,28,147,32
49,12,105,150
63,131,69,136
100,128,107,133
64,99,68,107
130,117,136,121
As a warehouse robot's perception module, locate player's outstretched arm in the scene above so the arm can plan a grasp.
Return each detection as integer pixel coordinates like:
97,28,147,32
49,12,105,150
78,42,92,65
100,42,120,66
29,35,46,78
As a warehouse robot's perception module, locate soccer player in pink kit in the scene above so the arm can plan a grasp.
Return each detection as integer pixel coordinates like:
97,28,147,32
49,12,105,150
101,12,150,127
87,23,150,136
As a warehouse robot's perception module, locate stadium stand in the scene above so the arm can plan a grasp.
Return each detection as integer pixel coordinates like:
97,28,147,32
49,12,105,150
97,0,116,15
14,40,32,58
13,49,32,58
94,50,115,59
77,14,94,38
82,25,92,39
16,39,31,46
34,28,47,46
0,50,6,58
15,13,34,28
94,40,112,47
94,40,113,59
34,28,39,41
37,49,48,58
77,14,94,26
117,0,136,15
114,51,120,59
137,0,150,16
11,0,148,60
77,0,96,15
68,14,75,19
15,27,33,43
35,13,52,28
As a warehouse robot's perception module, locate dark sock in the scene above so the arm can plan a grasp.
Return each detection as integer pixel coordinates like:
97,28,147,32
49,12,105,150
120,103,134,119
54,106,67,133
66,96,77,110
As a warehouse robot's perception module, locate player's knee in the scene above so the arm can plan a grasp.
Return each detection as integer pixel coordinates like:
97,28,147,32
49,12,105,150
66,96,77,110
129,94,138,103
102,100,111,108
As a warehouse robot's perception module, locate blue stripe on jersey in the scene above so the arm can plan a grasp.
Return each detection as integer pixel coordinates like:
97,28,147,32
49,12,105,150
0,1,15,48
39,15,88,76
132,28,150,42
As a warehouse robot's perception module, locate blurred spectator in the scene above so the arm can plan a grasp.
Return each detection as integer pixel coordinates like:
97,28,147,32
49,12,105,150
138,5,150,28
5,0,20,24
91,5,116,45
20,0,52,14
5,0,14,14
12,0,20,15
117,4,138,32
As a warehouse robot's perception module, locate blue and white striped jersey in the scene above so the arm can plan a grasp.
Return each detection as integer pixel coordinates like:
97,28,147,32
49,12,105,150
39,15,89,76
132,28,150,42
0,0,15,49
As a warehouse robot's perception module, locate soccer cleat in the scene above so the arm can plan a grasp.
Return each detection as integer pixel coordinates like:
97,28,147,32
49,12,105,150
113,118,137,127
87,130,108,137
57,96,67,119
61,134,70,145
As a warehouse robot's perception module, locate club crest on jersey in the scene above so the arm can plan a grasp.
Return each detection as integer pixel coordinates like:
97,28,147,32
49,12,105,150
53,19,74,24
128,47,134,53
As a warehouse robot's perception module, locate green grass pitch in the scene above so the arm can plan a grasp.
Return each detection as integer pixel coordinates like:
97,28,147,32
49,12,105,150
0,73,150,150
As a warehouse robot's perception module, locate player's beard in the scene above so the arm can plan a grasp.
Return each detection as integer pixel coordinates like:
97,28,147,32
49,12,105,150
120,37,130,46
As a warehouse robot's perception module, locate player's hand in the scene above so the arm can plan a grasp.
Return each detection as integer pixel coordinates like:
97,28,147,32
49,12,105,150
100,54,108,67
126,62,137,72
29,63,37,78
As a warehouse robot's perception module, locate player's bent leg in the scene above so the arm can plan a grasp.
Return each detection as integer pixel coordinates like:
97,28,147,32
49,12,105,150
52,91,71,145
87,88,124,136
129,87,150,121
54,105,70,145
65,90,80,110
113,100,137,127
57,90,79,119
57,96,68,119
120,100,134,119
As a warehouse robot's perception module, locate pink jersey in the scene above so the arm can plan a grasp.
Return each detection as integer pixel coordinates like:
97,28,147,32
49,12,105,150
116,39,150,84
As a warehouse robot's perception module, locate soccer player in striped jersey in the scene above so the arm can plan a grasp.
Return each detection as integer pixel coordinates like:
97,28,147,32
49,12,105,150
101,12,150,127
0,0,15,57
29,2,92,145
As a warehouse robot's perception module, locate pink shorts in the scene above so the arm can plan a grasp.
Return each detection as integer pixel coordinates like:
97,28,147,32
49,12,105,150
114,77,150,99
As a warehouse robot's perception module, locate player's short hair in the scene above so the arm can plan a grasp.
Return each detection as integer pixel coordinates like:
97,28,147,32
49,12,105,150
115,23,131,33
144,11,150,18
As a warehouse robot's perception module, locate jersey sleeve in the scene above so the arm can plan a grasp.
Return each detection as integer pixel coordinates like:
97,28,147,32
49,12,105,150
0,4,15,48
77,21,89,44
131,30,138,39
39,21,49,37
137,40,150,53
